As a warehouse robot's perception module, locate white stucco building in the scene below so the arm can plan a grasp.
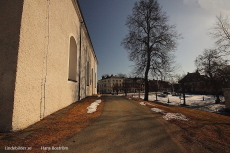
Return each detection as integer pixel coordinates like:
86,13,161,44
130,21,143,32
0,0,98,132
98,75,124,94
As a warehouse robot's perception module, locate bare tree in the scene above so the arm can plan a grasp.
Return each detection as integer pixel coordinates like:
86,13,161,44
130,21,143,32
210,13,230,54
121,0,181,101
122,78,130,96
195,49,229,103
113,83,121,95
101,74,110,79
135,78,145,98
116,73,127,78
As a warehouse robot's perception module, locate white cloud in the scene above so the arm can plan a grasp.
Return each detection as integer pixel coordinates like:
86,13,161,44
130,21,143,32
183,0,197,5
198,0,230,11
183,0,230,14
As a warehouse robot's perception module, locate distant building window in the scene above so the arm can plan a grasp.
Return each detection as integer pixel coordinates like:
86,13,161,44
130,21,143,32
68,36,78,82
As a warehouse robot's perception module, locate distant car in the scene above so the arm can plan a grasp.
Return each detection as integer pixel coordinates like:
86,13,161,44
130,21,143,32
158,94,167,97
172,92,181,96
163,92,170,95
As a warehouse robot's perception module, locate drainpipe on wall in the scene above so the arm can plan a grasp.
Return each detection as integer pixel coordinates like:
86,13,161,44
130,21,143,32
78,21,83,101
40,0,50,119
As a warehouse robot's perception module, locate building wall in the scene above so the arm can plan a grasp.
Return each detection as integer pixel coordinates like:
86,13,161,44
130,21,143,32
0,0,97,132
98,77,145,94
0,0,24,132
98,77,124,94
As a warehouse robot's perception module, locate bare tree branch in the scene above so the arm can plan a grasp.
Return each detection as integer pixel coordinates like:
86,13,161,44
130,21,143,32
195,48,229,103
209,13,230,54
121,0,181,101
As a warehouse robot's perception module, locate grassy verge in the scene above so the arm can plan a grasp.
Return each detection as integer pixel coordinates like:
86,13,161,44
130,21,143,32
0,95,104,153
130,96,230,153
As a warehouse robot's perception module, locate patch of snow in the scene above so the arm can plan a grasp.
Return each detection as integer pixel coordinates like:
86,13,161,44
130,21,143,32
139,102,146,106
163,113,189,121
133,93,225,113
87,99,102,113
151,108,164,113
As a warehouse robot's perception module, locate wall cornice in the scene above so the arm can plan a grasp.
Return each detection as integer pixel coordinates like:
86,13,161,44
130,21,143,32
71,0,98,64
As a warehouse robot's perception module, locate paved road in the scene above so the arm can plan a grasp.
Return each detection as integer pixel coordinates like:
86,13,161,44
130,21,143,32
52,95,184,153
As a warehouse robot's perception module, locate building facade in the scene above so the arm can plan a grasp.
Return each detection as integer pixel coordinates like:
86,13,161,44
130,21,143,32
178,71,206,94
149,80,171,92
123,78,145,93
97,75,144,94
0,0,98,132
97,75,124,94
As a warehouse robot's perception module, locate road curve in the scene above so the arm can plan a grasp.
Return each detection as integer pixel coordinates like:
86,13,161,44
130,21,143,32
52,95,184,153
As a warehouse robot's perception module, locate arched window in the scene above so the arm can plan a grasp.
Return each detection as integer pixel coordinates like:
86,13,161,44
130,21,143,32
95,72,97,87
92,68,93,85
86,61,90,86
68,37,77,82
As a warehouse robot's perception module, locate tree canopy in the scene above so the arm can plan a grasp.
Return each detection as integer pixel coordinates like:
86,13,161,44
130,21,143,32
121,0,181,101
210,13,230,54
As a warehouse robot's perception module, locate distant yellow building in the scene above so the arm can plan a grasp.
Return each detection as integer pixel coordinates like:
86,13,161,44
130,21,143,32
0,0,98,132
97,75,145,94
98,75,124,94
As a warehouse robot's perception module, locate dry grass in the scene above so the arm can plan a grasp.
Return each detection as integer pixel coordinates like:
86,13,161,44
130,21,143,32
130,96,230,152
2,95,230,152
0,95,104,153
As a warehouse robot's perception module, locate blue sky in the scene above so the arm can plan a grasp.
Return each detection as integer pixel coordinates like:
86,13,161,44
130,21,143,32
78,0,230,80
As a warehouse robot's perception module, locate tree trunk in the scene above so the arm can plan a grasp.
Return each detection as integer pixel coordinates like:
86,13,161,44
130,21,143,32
144,54,150,101
144,76,149,101
183,92,186,105
144,64,150,101
182,83,186,105
215,89,220,104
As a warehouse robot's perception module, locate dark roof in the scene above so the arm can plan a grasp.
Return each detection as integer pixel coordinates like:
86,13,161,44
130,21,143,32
179,71,205,83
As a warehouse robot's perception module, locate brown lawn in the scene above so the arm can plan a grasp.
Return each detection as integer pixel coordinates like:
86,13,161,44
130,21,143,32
1,95,230,153
130,96,230,153
0,95,104,153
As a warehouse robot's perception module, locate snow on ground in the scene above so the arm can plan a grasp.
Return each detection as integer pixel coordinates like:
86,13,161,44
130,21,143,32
139,102,156,107
151,108,164,113
133,93,225,113
139,102,146,106
139,100,188,121
163,113,189,121
87,99,102,113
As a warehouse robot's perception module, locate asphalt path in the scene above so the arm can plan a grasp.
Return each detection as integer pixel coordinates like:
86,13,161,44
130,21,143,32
52,95,184,153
